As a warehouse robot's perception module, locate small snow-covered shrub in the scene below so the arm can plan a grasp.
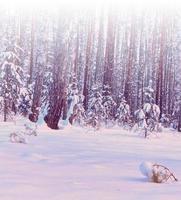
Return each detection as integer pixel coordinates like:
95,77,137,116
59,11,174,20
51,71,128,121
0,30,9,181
102,85,116,125
85,115,101,131
160,114,170,128
133,109,148,137
9,119,37,144
140,161,178,183
24,123,37,136
10,132,27,144
133,103,162,138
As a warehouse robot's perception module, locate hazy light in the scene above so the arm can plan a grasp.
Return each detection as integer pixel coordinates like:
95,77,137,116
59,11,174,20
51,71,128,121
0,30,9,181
0,0,180,13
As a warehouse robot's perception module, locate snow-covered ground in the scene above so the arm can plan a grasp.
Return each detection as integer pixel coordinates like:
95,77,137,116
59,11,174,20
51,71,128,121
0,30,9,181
0,121,181,200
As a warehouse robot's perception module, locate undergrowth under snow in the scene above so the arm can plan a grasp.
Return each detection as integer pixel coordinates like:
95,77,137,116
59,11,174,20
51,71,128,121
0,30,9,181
0,121,181,200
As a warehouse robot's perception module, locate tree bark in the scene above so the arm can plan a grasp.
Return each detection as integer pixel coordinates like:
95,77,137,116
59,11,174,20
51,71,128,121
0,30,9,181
83,16,94,110
28,15,35,84
103,10,116,91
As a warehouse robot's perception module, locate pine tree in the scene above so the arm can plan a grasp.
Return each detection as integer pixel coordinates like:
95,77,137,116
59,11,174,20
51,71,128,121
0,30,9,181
87,86,105,128
18,87,32,117
102,85,116,126
0,40,24,121
143,81,162,134
67,76,85,125
116,96,131,128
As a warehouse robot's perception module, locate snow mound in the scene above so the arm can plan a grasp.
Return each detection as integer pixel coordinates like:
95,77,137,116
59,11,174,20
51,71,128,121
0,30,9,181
139,161,153,180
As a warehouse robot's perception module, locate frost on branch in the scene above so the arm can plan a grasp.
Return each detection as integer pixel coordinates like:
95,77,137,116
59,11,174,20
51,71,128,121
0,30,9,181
140,161,178,183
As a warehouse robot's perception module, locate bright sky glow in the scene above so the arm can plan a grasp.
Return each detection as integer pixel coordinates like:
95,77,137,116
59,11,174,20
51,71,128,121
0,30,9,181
0,0,180,13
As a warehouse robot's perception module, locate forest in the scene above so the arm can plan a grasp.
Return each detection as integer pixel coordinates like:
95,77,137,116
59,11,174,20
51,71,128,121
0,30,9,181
1,1,181,199
0,3,180,133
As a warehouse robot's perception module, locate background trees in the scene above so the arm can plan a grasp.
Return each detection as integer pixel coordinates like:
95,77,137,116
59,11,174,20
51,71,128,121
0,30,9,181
0,6,180,130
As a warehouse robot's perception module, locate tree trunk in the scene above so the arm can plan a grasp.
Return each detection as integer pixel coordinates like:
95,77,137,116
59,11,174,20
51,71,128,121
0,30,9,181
124,14,135,108
156,16,165,117
178,103,181,132
28,15,35,84
95,10,104,85
3,99,7,122
29,73,43,122
44,15,67,129
83,16,94,110
103,10,116,91
44,79,65,129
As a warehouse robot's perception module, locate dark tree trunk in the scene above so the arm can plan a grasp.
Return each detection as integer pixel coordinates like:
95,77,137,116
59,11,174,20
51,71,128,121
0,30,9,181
62,97,68,120
124,15,135,108
44,79,65,129
156,16,165,118
178,104,181,132
29,73,43,122
3,99,7,122
103,10,116,91
95,10,104,85
28,15,35,84
74,24,79,76
83,16,94,110
44,101,63,129
44,15,67,129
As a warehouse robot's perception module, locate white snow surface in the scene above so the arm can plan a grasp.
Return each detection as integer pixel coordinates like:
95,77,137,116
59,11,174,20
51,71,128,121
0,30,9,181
0,121,181,200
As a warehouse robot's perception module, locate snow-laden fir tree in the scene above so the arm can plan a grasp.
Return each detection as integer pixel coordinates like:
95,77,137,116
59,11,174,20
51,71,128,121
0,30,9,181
133,108,147,137
102,85,116,126
18,87,32,117
132,81,161,137
67,76,85,126
160,113,170,128
87,86,105,129
0,40,24,121
144,80,155,104
72,94,86,126
116,96,131,128
143,80,162,134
